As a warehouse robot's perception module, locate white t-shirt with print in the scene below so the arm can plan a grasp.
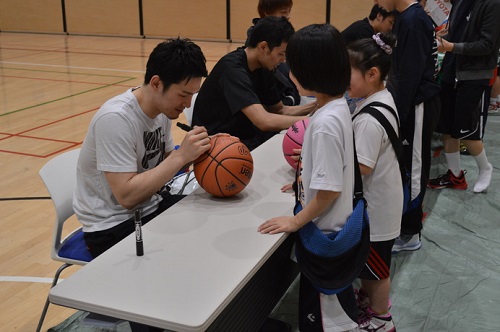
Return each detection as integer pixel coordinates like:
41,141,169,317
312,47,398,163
298,98,355,233
74,88,175,232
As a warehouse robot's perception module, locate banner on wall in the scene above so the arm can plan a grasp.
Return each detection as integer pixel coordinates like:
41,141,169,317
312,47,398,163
426,0,452,26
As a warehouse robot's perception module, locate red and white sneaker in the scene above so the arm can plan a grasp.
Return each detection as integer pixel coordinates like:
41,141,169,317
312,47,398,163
427,169,468,190
488,101,499,115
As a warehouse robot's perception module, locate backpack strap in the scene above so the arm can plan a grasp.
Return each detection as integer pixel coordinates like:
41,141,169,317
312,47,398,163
352,134,364,200
353,102,404,175
364,101,400,129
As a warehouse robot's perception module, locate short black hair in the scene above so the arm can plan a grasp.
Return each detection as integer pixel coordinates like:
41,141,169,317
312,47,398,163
258,0,293,18
348,32,397,81
287,24,350,96
368,4,397,20
247,16,295,51
144,38,208,92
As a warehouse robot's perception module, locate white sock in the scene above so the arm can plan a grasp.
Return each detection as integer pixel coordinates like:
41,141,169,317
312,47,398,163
445,152,461,177
474,149,490,169
473,149,493,193
491,97,498,106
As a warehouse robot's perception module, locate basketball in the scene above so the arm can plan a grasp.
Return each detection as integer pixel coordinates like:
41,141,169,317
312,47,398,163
282,118,309,168
193,134,254,197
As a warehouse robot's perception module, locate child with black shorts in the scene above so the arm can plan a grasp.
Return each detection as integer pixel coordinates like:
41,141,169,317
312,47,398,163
428,0,500,193
348,32,400,332
258,24,359,331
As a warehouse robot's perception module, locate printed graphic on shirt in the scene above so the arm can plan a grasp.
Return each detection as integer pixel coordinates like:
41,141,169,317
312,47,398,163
141,127,165,170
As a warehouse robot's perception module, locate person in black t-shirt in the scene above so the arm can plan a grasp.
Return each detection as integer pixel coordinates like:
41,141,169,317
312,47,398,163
341,4,397,46
192,16,316,151
245,0,300,107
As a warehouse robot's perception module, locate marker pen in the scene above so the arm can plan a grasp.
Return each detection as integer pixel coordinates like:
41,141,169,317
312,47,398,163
176,122,211,141
176,122,193,132
134,210,144,256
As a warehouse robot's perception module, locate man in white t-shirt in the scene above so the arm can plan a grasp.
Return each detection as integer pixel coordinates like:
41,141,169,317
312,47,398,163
74,38,211,258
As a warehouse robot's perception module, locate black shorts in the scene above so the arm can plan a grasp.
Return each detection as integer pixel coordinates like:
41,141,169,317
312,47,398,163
497,53,499,75
84,192,185,258
438,80,489,140
358,239,395,281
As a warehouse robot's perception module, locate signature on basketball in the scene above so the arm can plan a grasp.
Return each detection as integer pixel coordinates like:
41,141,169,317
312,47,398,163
225,181,238,192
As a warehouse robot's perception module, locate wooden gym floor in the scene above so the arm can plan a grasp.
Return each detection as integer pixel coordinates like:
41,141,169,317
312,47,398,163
0,31,241,331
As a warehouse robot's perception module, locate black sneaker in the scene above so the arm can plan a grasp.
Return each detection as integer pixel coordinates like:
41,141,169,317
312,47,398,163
427,169,468,190
460,142,470,155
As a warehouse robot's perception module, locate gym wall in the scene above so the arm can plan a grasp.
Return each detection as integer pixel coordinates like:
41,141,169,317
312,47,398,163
0,0,371,41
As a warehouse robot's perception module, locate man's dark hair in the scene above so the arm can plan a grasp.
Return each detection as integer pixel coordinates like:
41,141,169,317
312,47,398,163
257,0,293,18
287,24,350,96
144,38,208,91
247,16,295,50
368,4,397,20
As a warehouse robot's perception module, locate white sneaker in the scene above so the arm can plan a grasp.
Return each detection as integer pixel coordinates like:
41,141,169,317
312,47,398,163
360,314,396,332
392,233,421,254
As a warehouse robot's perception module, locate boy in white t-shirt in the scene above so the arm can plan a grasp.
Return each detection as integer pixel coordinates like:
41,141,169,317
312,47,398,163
258,24,359,332
348,32,401,332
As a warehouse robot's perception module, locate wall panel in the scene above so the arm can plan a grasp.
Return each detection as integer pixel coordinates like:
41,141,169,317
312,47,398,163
0,0,63,33
230,0,258,42
65,0,140,36
290,0,328,30
0,1,370,40
143,0,226,40
330,0,373,31
230,0,328,43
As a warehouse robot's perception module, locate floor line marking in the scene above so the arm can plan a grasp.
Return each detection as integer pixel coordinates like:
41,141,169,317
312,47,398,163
0,133,79,145
0,74,134,86
0,276,63,284
1,106,99,137
0,77,135,117
0,46,147,59
0,143,81,158
1,65,138,79
0,61,144,73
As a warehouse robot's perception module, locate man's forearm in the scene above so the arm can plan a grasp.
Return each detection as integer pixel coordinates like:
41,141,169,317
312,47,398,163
280,101,317,116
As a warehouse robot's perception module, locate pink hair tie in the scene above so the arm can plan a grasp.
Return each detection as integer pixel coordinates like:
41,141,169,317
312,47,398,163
372,33,392,55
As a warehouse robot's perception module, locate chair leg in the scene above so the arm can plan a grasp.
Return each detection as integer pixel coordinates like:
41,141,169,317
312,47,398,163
36,263,73,332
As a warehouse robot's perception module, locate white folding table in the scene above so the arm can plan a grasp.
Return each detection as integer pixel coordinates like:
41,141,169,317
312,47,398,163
49,134,299,331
